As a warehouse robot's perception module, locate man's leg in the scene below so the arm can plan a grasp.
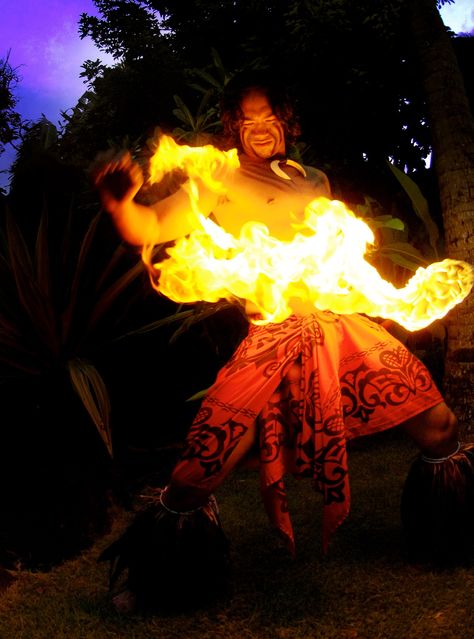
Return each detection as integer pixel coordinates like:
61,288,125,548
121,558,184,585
103,418,260,611
399,402,474,567
399,401,458,457
165,359,303,514
164,422,258,511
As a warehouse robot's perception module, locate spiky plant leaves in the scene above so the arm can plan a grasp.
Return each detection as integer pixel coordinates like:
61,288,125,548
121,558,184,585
34,200,52,301
0,202,152,455
95,241,133,292
114,307,195,341
112,300,239,343
61,211,103,342
86,257,146,334
168,300,242,343
0,310,43,377
5,209,59,357
67,358,113,457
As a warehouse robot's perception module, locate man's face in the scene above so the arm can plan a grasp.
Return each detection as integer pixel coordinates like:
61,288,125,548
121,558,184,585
239,90,286,160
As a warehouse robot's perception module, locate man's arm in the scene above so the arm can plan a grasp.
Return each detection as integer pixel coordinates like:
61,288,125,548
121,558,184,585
91,150,220,246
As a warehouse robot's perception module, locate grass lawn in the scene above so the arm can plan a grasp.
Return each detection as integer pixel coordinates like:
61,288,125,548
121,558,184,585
0,431,473,638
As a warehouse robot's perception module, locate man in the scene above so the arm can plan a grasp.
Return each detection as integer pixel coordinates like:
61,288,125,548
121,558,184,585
94,72,473,611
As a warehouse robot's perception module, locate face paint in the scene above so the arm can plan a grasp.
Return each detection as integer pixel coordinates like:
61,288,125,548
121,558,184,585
239,91,286,161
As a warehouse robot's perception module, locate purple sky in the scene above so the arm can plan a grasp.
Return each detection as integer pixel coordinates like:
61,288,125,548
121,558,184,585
1,0,113,189
1,0,113,122
1,0,473,190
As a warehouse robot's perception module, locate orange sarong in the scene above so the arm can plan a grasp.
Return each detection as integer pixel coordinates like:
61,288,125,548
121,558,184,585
171,312,443,553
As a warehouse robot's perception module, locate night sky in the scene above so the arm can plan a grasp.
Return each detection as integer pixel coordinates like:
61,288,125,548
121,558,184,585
1,0,473,190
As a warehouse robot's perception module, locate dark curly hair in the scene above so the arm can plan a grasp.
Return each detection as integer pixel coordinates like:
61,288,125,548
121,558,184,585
220,70,301,151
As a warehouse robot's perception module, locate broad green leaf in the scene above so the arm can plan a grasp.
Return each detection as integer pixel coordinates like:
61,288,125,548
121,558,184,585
369,215,405,231
187,82,210,96
193,68,222,90
387,162,440,257
173,95,195,127
173,108,193,126
375,241,428,271
197,90,213,114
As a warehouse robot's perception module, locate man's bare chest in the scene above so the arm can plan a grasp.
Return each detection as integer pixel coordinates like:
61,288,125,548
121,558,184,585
212,169,317,240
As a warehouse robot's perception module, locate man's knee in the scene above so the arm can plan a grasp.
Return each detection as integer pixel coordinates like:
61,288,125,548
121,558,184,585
401,402,458,457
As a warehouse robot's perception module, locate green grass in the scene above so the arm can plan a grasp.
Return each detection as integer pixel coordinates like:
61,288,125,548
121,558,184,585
1,432,473,639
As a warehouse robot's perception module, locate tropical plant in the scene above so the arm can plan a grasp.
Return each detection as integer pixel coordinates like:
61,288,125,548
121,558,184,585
170,49,232,145
186,48,234,101
172,92,221,145
0,52,22,155
357,165,442,282
0,204,147,457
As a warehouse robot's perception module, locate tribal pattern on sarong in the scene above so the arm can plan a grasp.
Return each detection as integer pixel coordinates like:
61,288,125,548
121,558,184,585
171,312,443,552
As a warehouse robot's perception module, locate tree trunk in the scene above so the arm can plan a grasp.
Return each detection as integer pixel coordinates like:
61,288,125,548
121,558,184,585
407,0,474,429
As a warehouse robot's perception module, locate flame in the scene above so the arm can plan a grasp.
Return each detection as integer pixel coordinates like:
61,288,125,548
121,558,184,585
148,134,239,195
143,136,473,330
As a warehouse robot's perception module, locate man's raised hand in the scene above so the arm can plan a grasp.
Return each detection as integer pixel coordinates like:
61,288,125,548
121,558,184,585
90,150,144,214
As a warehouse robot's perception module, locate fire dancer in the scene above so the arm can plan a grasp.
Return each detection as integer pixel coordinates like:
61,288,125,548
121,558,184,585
93,72,474,611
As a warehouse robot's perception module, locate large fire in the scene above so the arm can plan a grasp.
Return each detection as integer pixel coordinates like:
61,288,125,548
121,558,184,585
141,135,473,330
